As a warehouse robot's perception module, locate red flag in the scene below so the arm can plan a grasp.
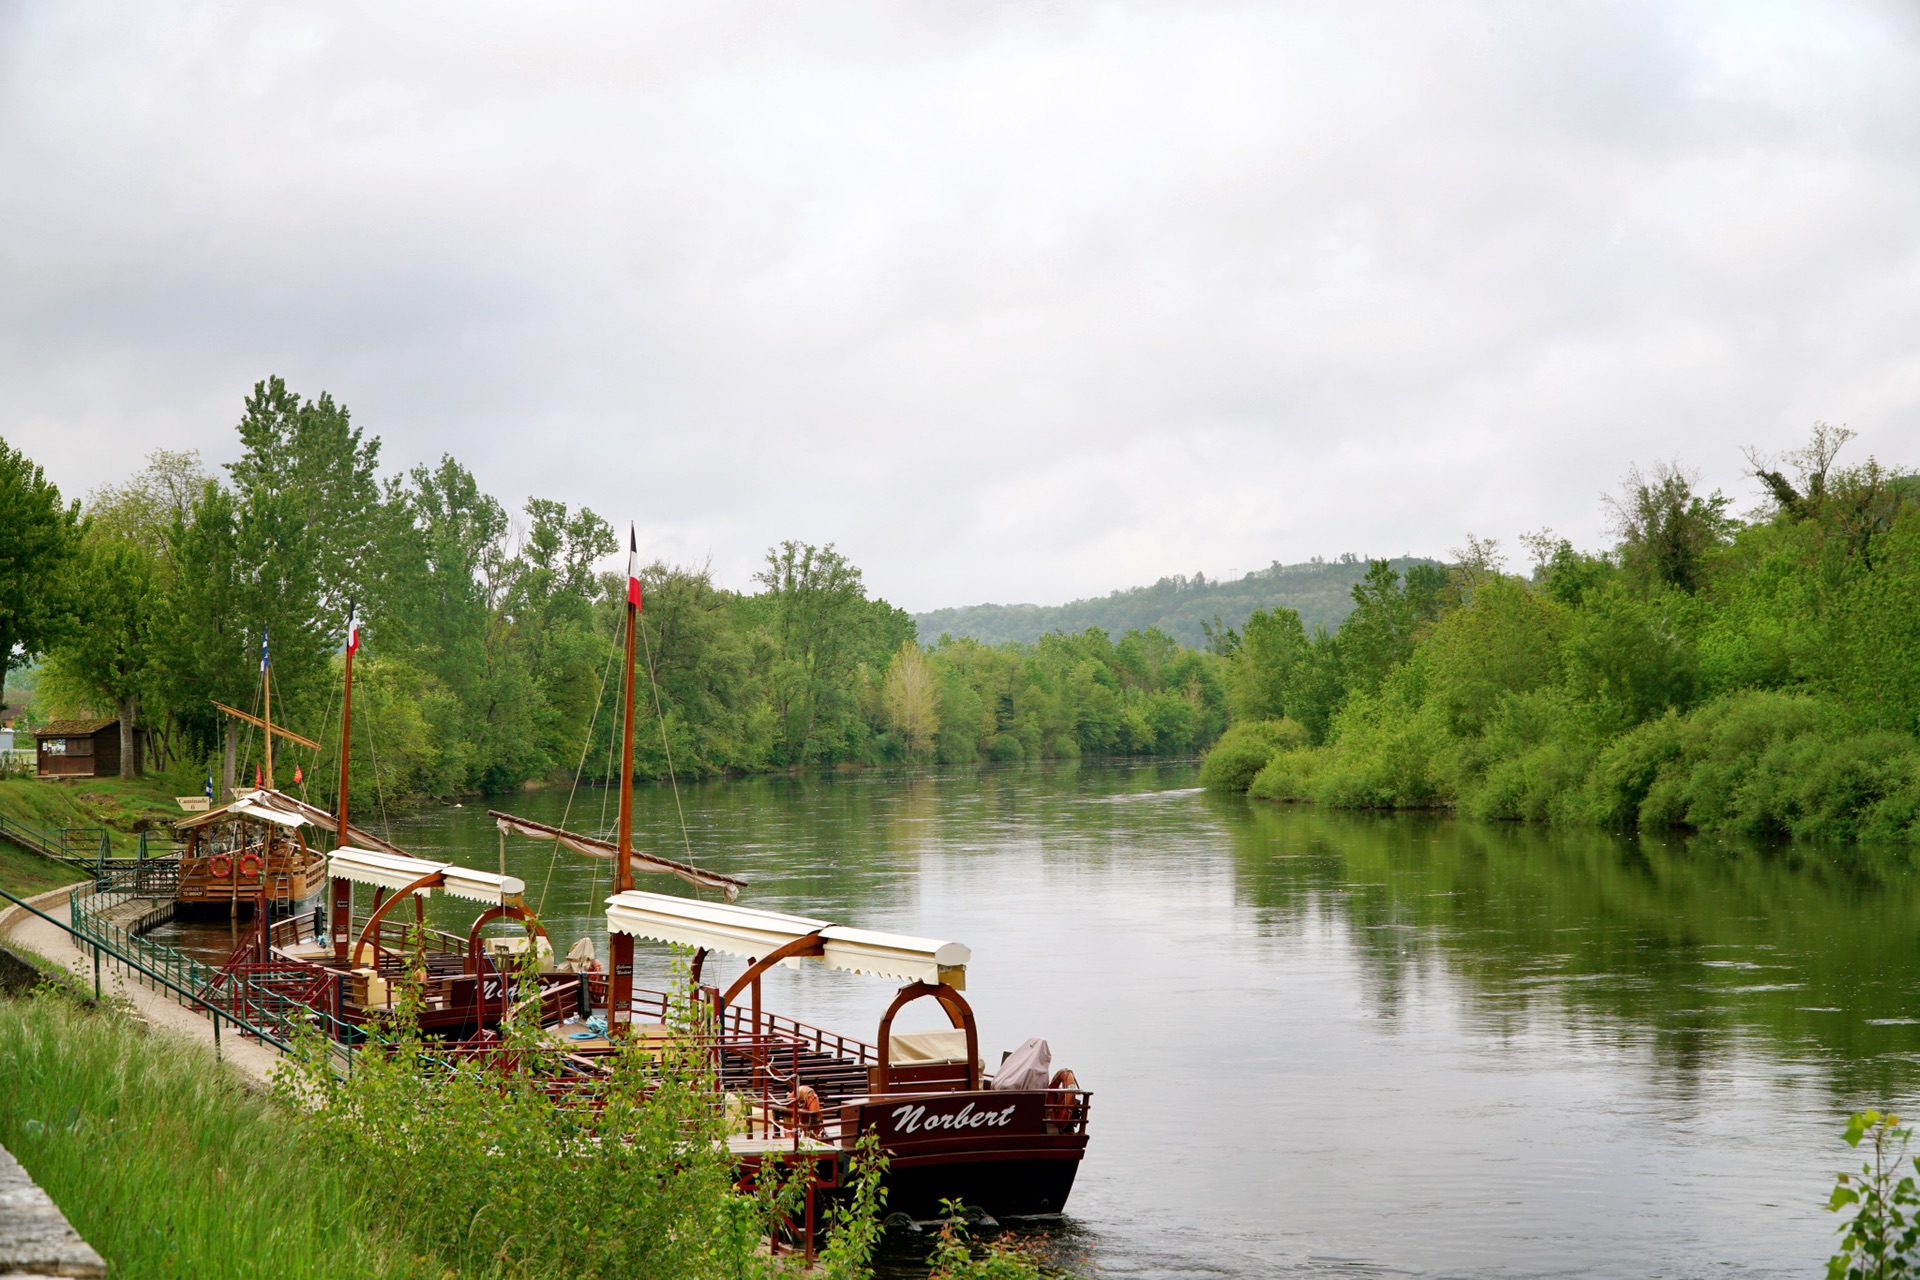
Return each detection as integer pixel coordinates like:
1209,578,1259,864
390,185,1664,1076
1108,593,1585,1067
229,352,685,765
626,526,642,611
347,610,360,655
255,765,263,788
293,764,303,784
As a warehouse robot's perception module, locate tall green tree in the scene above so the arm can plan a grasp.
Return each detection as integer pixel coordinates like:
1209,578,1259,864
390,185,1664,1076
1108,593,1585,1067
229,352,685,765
0,438,82,718
748,541,908,765
46,533,160,775
1228,607,1307,721
159,480,326,798
1605,463,1734,594
228,376,382,625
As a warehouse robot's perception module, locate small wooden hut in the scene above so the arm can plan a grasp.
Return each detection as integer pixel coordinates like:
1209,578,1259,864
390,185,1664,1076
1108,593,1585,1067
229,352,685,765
32,719,120,779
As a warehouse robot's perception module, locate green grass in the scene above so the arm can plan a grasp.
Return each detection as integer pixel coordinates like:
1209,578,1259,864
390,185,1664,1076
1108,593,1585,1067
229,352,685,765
0,842,81,898
0,993,418,1280
0,774,195,856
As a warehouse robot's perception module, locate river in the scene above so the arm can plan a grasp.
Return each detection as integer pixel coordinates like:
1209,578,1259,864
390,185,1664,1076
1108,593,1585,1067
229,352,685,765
160,758,1918,1277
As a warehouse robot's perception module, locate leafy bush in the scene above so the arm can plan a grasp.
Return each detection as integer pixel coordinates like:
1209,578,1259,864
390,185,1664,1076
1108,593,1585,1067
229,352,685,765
0,992,413,1280
1827,1110,1920,1280
1197,719,1308,792
277,949,866,1280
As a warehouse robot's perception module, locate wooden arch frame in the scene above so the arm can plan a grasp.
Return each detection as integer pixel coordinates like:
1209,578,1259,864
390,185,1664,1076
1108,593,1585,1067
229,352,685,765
462,903,550,977
351,871,441,973
714,932,826,1040
874,981,978,1093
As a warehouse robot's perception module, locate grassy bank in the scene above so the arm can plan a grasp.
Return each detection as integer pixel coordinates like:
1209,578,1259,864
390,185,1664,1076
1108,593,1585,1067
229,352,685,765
0,843,80,898
0,992,414,1280
0,774,198,855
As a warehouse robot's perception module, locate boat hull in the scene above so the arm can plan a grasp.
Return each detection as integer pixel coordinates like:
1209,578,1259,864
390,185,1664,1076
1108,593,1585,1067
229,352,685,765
844,1088,1091,1219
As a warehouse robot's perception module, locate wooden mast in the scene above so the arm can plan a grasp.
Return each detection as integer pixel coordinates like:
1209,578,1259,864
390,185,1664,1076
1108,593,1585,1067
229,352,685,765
609,526,641,1034
331,607,358,960
261,629,273,788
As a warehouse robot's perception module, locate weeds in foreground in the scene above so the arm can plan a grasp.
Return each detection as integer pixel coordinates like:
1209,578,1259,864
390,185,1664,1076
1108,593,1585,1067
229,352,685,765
0,990,415,1280
277,939,878,1279
1829,1110,1920,1280
925,1199,1052,1279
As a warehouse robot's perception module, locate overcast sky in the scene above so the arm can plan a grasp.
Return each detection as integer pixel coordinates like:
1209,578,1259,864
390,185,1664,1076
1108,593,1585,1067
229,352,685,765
5,2,1918,611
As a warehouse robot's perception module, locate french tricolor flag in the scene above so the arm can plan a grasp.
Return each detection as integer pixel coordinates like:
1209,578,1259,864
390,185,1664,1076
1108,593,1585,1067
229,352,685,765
626,526,643,611
346,602,361,655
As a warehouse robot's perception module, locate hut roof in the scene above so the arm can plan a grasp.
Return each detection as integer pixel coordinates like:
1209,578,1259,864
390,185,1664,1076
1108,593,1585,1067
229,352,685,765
30,719,116,738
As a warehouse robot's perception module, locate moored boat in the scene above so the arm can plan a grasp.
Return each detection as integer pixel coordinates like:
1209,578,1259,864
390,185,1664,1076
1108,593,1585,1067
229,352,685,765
491,527,1094,1219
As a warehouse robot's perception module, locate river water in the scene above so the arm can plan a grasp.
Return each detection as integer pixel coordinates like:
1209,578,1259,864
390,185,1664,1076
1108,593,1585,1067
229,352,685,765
165,759,1920,1277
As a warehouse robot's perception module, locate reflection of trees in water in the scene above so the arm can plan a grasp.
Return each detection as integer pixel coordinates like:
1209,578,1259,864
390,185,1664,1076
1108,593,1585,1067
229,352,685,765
1217,797,1920,1101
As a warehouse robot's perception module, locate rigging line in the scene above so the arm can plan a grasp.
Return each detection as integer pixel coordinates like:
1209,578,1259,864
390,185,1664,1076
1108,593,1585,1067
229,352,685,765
307,660,339,802
363,689,393,841
534,615,622,916
584,667,622,941
636,602,701,879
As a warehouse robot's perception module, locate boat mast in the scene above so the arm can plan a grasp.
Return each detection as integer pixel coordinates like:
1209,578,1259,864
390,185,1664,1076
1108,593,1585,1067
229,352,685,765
261,628,274,788
609,526,641,1034
331,606,358,960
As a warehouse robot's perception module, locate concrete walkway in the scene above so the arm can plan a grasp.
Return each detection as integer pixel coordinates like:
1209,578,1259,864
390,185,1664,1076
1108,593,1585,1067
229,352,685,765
0,1140,104,1278
0,883,280,1086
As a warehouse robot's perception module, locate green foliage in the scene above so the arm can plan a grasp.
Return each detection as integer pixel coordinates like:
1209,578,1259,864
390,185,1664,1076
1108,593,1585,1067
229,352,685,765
0,992,413,1280
278,954,811,1280
0,436,82,712
815,1131,890,1279
1828,1110,1920,1280
1197,719,1308,792
924,1201,1050,1279
1222,429,1920,842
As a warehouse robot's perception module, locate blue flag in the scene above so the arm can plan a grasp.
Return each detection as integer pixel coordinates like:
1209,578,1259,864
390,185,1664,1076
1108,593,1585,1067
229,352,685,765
260,628,270,673
204,770,214,800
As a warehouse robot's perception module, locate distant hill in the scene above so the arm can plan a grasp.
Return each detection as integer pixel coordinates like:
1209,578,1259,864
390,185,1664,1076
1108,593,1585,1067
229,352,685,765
914,556,1444,649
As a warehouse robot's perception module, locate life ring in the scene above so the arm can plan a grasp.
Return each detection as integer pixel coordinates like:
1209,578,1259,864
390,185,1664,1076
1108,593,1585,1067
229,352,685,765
207,853,232,878
790,1084,823,1136
238,852,262,881
1045,1068,1079,1125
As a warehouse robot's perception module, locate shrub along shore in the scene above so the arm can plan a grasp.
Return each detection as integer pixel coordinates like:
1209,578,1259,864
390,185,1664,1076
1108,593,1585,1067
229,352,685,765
1200,427,1920,843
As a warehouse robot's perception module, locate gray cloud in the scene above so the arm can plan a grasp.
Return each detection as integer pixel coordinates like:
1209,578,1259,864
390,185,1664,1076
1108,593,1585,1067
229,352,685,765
5,1,1918,610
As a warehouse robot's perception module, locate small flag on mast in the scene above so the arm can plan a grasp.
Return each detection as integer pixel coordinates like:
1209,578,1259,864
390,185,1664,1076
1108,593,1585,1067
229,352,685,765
204,770,214,800
626,526,643,611
294,764,303,784
346,603,361,655
260,628,270,672
255,764,263,788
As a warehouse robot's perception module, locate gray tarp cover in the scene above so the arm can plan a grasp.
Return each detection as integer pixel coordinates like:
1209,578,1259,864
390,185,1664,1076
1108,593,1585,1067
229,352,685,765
992,1036,1052,1090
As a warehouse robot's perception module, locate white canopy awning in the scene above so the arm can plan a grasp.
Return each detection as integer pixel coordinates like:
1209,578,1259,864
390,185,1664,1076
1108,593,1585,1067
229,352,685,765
230,796,306,827
603,889,970,986
327,847,526,906
175,790,307,830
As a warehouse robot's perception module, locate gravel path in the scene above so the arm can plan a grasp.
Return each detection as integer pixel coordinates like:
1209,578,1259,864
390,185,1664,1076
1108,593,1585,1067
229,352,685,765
0,884,281,1086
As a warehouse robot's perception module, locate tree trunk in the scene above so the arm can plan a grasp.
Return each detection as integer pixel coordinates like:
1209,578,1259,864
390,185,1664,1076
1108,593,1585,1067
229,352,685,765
116,695,141,777
222,718,237,802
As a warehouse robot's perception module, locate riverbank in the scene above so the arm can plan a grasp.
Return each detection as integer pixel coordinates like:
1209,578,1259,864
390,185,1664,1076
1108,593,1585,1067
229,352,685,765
0,775,189,852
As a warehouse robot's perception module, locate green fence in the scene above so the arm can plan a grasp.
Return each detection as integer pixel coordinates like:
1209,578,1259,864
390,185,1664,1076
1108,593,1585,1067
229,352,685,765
66,878,358,1075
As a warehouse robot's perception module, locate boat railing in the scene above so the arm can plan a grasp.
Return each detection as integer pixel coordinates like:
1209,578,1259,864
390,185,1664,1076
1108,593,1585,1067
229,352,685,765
621,985,878,1067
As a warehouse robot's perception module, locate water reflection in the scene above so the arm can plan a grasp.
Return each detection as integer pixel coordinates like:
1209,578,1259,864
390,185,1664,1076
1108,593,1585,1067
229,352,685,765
154,762,1918,1277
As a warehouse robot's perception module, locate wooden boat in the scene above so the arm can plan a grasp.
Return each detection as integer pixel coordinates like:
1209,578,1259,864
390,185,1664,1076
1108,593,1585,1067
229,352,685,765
248,846,586,1039
492,529,1093,1219
175,623,339,917
173,789,328,917
592,891,1093,1219
200,607,584,1042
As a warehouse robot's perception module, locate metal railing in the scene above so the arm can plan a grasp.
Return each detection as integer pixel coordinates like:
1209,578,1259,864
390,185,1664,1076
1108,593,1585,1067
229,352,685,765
1,883,293,1060
65,877,356,1072
0,814,181,881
